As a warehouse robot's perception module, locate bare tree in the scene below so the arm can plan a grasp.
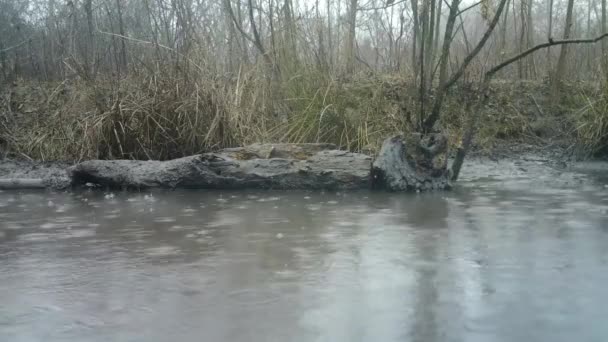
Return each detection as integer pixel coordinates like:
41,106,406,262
115,0,128,72
553,0,575,90
410,0,420,79
546,0,553,74
346,0,358,73
423,0,510,132
452,32,608,180
603,0,607,73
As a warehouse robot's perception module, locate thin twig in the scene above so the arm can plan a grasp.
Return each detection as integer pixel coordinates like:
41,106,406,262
444,0,510,90
96,30,205,73
0,39,31,53
423,0,509,131
487,33,608,78
457,1,481,16
451,32,608,181
358,0,408,11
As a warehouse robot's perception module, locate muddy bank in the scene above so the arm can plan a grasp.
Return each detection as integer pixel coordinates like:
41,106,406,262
456,145,608,190
1,142,606,191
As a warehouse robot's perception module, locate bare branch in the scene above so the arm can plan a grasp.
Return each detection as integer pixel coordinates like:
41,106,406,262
97,30,206,72
457,1,481,16
0,39,31,53
358,0,408,11
423,0,509,131
444,0,509,90
223,0,260,51
486,33,608,78
450,32,608,181
247,0,266,56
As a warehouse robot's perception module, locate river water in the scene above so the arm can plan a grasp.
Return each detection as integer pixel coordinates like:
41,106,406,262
1,165,608,342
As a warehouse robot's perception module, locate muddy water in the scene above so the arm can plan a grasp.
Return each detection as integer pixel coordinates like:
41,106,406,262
1,172,608,341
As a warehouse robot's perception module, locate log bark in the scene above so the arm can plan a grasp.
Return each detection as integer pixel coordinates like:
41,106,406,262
2,142,457,192
0,160,71,190
0,179,46,189
70,144,373,190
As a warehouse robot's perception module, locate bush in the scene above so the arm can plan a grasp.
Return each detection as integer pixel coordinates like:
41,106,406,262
1,72,604,161
0,70,409,161
574,87,608,157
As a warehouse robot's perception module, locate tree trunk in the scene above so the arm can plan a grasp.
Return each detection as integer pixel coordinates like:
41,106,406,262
588,0,593,74
237,0,250,63
500,0,511,54
547,0,553,75
115,0,128,73
410,0,420,79
433,0,442,63
224,0,272,66
371,133,451,191
314,0,327,71
424,0,436,86
327,0,333,69
602,0,607,78
282,0,298,71
423,0,509,131
84,0,95,78
426,0,462,125
248,0,267,61
553,0,575,93
418,0,431,125
459,14,472,54
526,0,536,77
0,42,6,81
269,0,277,64
518,0,526,79
345,0,358,73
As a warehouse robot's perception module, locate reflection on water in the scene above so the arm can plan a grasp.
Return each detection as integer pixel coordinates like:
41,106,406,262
1,181,608,342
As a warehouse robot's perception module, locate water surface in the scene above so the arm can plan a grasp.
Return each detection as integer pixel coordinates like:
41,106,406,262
1,174,608,341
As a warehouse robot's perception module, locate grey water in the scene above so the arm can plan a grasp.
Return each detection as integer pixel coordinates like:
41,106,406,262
1,175,608,341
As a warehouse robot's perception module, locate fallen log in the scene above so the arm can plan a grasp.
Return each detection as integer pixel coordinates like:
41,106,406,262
0,178,46,189
1,141,451,192
70,144,373,190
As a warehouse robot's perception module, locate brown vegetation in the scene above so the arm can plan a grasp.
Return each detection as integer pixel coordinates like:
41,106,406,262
1,0,607,165
1,75,605,162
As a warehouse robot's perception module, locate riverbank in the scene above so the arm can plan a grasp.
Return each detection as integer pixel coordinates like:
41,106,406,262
2,77,607,161
2,77,607,190
1,141,606,191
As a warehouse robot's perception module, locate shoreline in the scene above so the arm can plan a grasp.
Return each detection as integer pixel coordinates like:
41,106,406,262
1,142,606,191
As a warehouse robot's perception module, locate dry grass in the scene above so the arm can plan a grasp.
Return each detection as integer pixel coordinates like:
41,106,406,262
0,69,409,161
573,89,608,156
0,70,605,161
